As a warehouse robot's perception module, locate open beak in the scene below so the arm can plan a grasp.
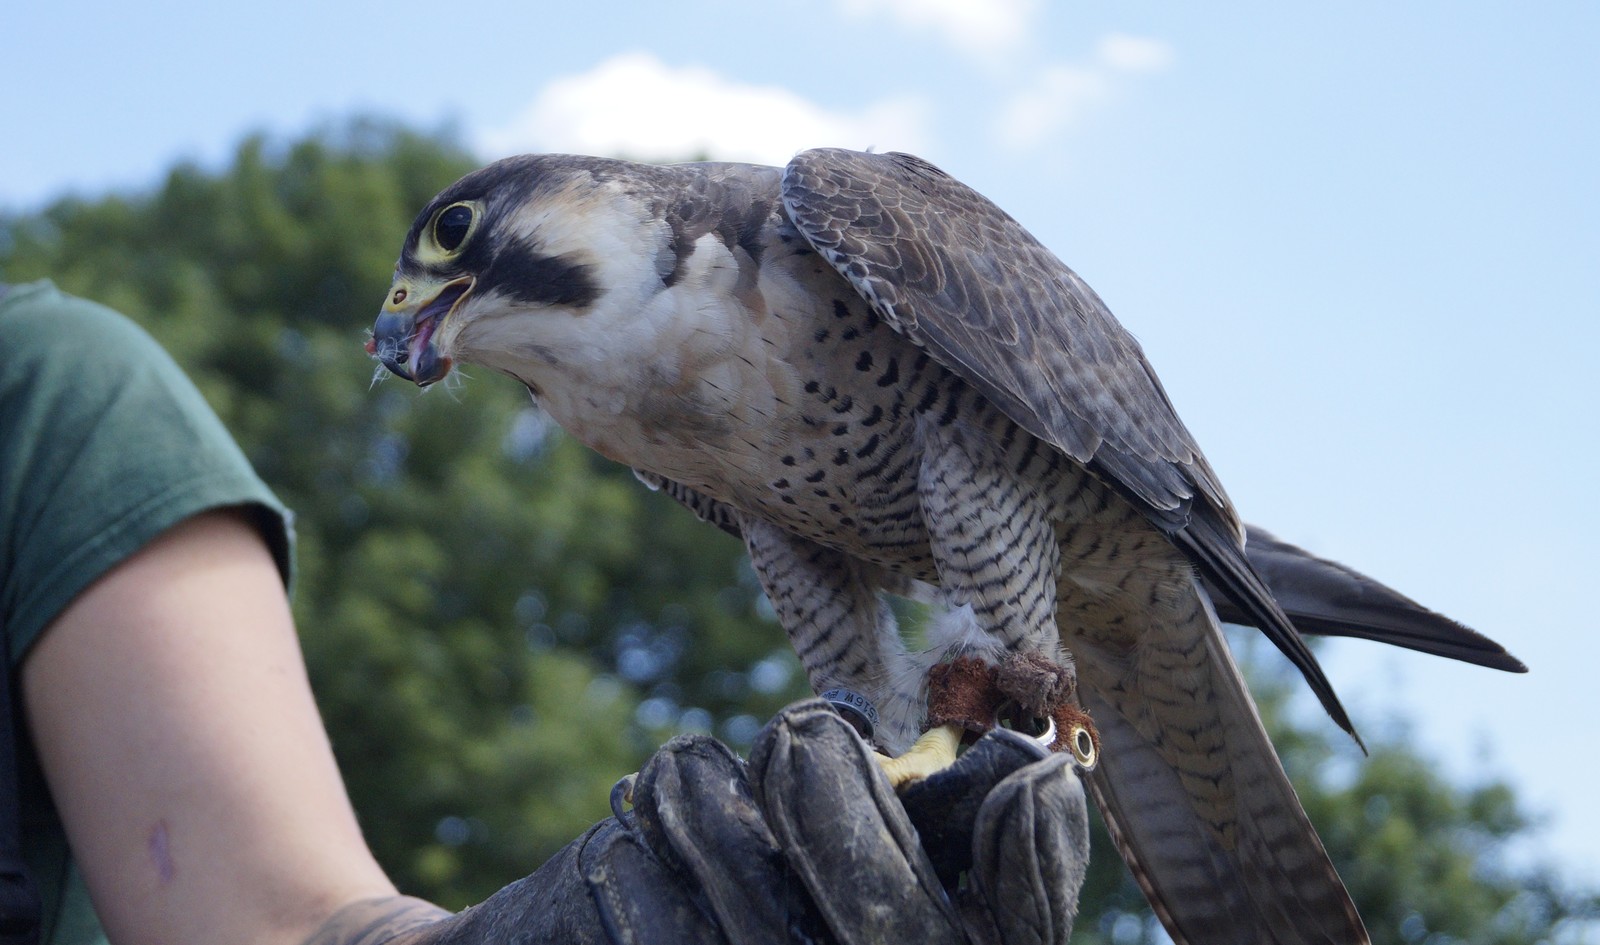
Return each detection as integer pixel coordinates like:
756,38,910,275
367,276,473,386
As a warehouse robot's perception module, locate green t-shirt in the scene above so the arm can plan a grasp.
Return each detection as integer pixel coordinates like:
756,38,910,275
0,281,293,944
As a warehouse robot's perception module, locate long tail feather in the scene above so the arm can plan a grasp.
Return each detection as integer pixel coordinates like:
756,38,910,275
1216,527,1525,673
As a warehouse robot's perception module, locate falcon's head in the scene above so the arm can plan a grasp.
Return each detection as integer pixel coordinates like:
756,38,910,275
368,154,674,387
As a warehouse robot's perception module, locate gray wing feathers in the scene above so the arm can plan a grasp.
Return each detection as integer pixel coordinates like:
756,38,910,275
780,148,1224,522
1077,590,1368,945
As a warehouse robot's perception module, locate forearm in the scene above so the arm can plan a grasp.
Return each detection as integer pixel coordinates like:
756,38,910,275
300,896,455,945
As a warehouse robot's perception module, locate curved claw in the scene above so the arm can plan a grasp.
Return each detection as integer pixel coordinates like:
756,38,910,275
1029,714,1057,750
1064,722,1097,769
1052,706,1100,770
609,773,638,818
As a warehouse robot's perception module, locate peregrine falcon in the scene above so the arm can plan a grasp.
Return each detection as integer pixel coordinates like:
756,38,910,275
368,149,1522,945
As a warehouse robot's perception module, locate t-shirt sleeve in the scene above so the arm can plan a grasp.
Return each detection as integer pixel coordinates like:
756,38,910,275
0,282,293,664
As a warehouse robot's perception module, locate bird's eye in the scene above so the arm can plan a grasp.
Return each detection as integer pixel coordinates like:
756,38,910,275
434,204,474,252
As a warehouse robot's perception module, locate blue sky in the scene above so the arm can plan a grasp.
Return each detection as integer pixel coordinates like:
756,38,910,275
7,0,1597,894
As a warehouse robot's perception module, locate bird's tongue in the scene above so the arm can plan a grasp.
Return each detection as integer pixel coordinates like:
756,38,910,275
411,312,440,354
403,285,466,381
418,281,469,326
401,314,456,385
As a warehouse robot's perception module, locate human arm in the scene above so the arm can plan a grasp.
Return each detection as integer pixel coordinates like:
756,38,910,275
21,509,427,945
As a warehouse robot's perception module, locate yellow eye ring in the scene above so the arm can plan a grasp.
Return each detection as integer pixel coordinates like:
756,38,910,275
417,201,483,264
434,203,475,251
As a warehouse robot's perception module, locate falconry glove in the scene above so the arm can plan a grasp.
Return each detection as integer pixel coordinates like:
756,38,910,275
416,699,1090,945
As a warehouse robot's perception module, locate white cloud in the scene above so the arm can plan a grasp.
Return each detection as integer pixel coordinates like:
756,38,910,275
995,66,1110,152
1096,33,1176,74
994,34,1175,152
833,0,1043,62
476,53,931,166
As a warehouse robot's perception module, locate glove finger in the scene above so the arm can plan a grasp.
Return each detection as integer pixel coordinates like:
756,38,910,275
968,753,1092,945
899,727,1051,888
428,819,693,945
628,734,823,945
748,699,966,945
578,815,730,945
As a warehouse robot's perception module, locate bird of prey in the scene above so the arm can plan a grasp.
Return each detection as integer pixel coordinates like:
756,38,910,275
368,149,1522,945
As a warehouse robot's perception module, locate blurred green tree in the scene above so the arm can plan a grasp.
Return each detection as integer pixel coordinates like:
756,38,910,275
1,121,1591,941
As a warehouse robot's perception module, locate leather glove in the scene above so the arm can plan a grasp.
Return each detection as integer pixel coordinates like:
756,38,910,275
421,698,1091,945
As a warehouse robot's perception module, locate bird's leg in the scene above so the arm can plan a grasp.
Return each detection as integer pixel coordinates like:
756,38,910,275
739,519,1041,785
909,419,1100,773
740,519,923,751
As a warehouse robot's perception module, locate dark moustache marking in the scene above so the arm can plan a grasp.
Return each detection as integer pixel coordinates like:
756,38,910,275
486,237,601,308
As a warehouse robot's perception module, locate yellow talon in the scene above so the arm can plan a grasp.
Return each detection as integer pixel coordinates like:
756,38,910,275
875,723,965,787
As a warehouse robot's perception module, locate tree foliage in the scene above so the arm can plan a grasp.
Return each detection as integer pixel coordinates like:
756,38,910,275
1,121,1591,941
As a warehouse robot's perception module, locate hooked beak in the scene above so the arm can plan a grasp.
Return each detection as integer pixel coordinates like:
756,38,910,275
367,276,473,386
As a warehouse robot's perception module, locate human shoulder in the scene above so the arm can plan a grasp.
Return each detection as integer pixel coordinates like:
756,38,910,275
0,280,292,660
0,280,179,381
